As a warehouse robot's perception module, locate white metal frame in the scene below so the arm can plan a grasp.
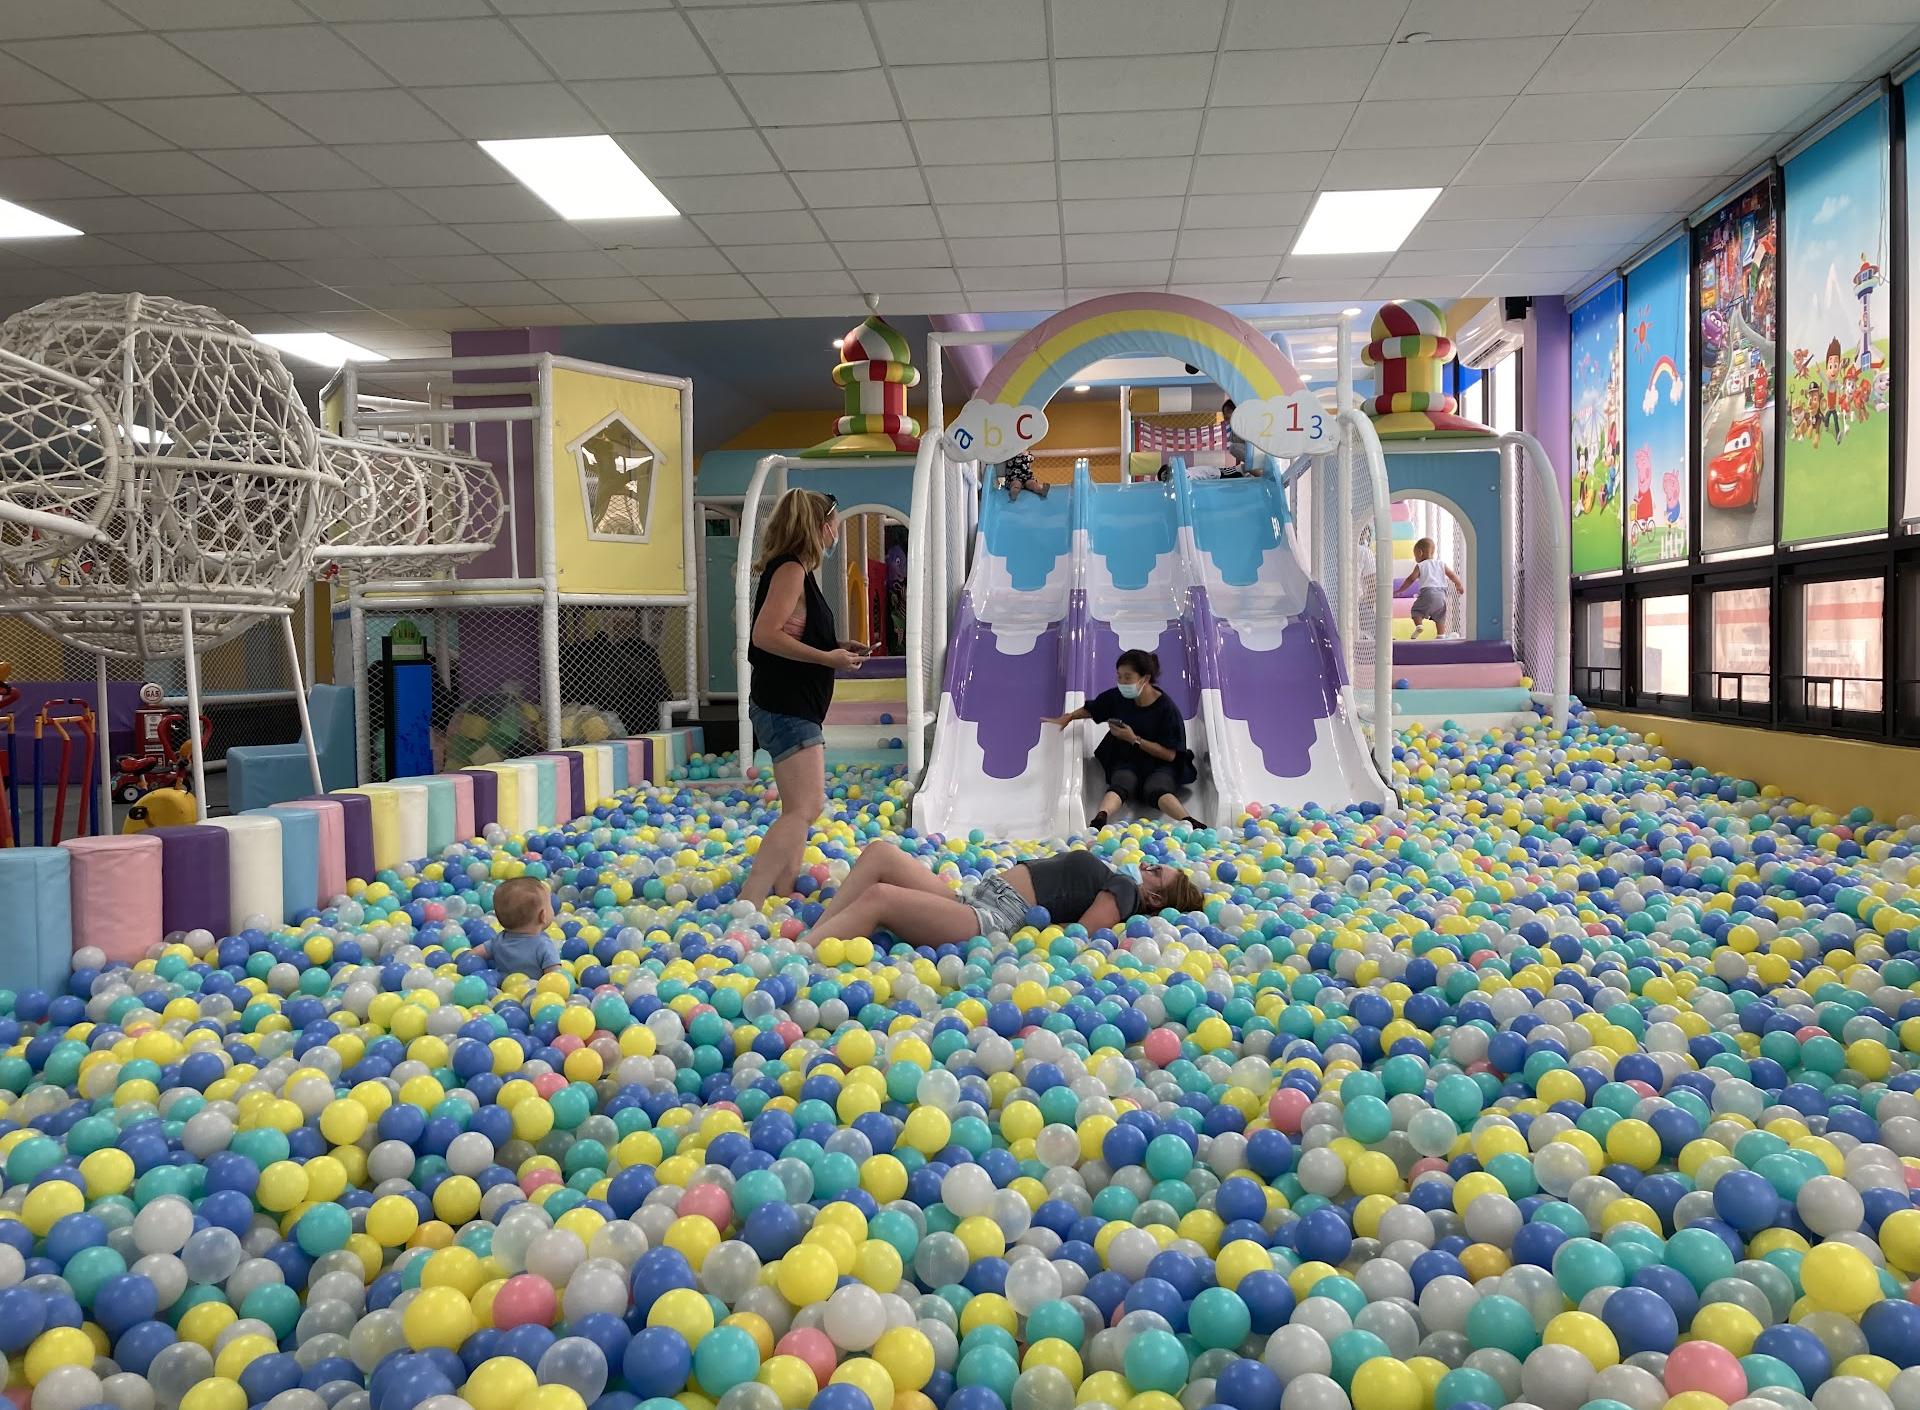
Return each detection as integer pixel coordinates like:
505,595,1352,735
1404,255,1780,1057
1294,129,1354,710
331,352,698,785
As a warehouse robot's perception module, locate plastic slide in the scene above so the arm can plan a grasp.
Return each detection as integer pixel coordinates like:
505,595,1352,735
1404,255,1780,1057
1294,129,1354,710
914,463,1391,840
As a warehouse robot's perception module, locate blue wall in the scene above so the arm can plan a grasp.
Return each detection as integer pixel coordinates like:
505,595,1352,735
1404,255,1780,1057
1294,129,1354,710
1385,449,1503,642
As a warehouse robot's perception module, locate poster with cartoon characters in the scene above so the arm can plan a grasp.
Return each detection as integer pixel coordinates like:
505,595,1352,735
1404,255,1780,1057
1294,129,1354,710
1904,75,1920,527
1695,176,1777,555
1569,279,1624,575
1782,98,1890,545
1625,236,1688,568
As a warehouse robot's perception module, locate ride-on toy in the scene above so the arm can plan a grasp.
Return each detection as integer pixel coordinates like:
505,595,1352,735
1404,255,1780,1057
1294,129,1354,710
113,682,211,804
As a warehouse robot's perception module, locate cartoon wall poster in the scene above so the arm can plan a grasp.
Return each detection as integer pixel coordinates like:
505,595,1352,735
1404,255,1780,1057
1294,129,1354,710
1696,176,1778,555
1569,278,1624,575
1782,98,1891,545
1624,236,1689,567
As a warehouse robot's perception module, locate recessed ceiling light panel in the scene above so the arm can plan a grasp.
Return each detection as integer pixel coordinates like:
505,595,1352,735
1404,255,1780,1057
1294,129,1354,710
1293,188,1441,256
0,197,79,240
479,135,677,221
257,332,388,369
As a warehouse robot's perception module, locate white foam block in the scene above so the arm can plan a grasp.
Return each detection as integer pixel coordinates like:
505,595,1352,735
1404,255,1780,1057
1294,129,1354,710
206,815,284,932
373,783,429,864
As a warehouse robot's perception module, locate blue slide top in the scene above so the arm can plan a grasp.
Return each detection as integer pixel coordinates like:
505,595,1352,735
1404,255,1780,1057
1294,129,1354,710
980,473,1072,592
1086,479,1177,590
1188,472,1287,588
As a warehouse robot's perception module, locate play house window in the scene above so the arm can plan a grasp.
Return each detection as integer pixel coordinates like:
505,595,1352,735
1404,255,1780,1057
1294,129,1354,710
574,414,657,542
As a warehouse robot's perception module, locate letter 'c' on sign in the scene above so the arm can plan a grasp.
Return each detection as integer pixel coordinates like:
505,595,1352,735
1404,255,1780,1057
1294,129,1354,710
1015,412,1034,439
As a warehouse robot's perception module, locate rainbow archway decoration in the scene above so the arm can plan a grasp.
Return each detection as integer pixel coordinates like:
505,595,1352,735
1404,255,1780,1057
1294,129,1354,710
946,294,1308,463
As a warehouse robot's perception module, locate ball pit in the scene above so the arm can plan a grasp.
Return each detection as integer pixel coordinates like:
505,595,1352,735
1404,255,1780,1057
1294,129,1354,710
6,712,1920,1410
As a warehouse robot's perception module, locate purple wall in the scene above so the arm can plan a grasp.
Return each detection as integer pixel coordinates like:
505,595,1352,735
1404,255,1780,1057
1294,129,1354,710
451,328,566,581
1524,295,1570,502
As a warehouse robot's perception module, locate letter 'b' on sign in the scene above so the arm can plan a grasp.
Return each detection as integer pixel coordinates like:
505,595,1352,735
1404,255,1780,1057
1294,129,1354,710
943,399,1049,463
1233,393,1342,458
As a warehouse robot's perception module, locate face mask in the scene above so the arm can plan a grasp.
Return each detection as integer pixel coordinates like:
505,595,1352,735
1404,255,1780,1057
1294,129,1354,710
1113,860,1142,881
1117,682,1142,700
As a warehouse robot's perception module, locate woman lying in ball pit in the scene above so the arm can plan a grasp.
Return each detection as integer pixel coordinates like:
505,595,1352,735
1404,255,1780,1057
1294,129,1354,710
798,841,1204,946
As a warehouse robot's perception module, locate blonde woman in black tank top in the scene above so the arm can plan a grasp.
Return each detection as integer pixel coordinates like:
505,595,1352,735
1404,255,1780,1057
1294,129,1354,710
740,489,869,905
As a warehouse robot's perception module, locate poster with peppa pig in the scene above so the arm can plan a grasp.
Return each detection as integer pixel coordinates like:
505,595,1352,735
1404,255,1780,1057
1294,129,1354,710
1625,235,1689,568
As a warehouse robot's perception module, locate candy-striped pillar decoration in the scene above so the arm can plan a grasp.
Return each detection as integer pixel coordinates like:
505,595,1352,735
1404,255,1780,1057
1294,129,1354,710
802,315,922,457
1362,299,1492,438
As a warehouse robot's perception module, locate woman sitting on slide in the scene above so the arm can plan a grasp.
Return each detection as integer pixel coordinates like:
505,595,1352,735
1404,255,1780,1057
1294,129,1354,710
1045,649,1202,831
799,843,1204,947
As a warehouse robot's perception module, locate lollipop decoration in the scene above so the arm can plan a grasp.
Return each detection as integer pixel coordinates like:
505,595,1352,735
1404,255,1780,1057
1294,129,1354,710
1362,298,1494,439
801,314,921,457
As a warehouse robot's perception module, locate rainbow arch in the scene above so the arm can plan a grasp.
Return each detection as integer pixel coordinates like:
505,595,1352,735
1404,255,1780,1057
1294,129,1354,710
976,293,1306,411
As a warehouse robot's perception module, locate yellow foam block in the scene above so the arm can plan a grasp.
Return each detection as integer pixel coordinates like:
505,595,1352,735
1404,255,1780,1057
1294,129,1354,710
479,764,520,837
337,786,401,871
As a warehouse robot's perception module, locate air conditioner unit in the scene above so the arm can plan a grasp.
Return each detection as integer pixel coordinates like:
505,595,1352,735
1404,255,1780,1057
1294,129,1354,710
1456,296,1528,370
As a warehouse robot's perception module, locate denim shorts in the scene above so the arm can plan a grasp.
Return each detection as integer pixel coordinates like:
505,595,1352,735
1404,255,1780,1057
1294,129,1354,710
749,703,824,764
962,872,1031,937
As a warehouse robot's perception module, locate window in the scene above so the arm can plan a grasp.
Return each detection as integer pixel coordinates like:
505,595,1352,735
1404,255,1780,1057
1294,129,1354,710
1639,594,1689,702
1792,576,1884,718
1575,597,1623,701
572,414,657,541
1706,587,1770,708
1490,351,1519,434
1456,367,1486,426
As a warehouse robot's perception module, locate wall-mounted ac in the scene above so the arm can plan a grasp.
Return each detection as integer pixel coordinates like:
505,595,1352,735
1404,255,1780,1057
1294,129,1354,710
1457,296,1529,370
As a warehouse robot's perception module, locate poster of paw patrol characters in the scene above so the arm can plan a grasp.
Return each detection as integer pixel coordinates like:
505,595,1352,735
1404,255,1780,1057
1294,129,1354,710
1569,279,1624,576
1625,236,1688,568
1696,176,1777,555
1782,98,1891,545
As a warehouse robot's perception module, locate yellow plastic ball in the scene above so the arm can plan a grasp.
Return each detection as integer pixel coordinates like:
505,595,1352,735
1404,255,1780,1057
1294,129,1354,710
1543,1310,1619,1369
776,1244,838,1306
649,1286,716,1342
1350,1357,1424,1410
872,1326,934,1392
1802,1242,1880,1318
180,1379,247,1410
464,1358,538,1410
403,1285,477,1351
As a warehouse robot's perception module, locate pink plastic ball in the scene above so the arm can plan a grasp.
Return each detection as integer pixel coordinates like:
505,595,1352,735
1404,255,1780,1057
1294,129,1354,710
776,1328,836,1388
521,1169,562,1195
532,1072,567,1098
774,1021,802,1045
492,1273,557,1329
1142,1030,1180,1067
1665,1342,1746,1402
1269,1088,1310,1134
423,903,446,923
678,1185,732,1227
551,1035,583,1055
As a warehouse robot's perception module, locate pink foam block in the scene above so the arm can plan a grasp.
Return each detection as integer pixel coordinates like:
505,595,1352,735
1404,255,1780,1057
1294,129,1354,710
446,772,475,841
60,834,162,963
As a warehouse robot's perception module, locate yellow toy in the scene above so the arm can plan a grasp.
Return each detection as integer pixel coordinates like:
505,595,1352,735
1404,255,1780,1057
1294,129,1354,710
122,787,197,834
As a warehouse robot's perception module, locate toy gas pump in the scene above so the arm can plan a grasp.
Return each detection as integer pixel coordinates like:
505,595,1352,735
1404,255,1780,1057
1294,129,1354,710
114,683,211,804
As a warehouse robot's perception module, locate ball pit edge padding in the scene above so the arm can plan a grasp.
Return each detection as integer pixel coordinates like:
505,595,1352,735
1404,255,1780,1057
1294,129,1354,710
526,756,561,827
60,833,162,964
204,814,285,929
275,798,346,906
391,776,456,853
145,824,231,940
457,768,495,833
322,791,375,883
337,786,401,872
370,783,429,864
0,847,72,995
256,803,320,919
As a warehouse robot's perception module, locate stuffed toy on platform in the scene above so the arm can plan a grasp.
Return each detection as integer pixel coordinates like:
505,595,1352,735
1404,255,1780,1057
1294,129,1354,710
1362,299,1494,439
802,315,921,457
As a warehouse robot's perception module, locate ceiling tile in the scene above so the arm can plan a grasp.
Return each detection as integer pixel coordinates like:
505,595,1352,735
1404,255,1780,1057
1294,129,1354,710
481,304,593,324
1063,197,1182,234
1369,36,1557,98
1757,0,1920,19
226,228,361,259
606,246,733,275
845,268,958,294
405,184,559,223
1457,141,1619,185
958,264,1062,290
767,293,868,315
29,197,191,233
948,235,1062,266
334,20,547,85
1386,248,1507,277
511,11,712,78
1551,178,1706,215
737,73,898,126
1172,255,1281,281
1053,0,1227,56
170,27,390,92
723,243,843,272
893,62,1051,120
1400,0,1586,38
2,155,128,198
1527,30,1732,92
1696,24,1916,83
340,225,482,256
694,210,824,243
1490,90,1670,143
261,90,458,144
1494,243,1624,273
689,3,879,73
334,283,461,307
1199,104,1355,154
642,273,759,299
149,192,310,228
574,77,749,132
9,34,228,99
283,254,404,283
110,96,311,147
1191,153,1329,194
1177,226,1294,257
432,278,551,303
1400,217,1540,250
108,230,257,262
1061,158,1192,200
616,130,777,178
1577,0,1769,28
1639,83,1842,138
389,308,503,330
1057,110,1203,159
1067,259,1172,284
1428,183,1573,218
831,238,946,268
1056,55,1215,114
278,189,434,225
245,285,369,311
745,268,858,295
869,0,1046,62
1266,278,1362,300
34,236,151,265
653,172,800,214
817,206,940,240
0,53,78,104
1167,281,1268,303
1183,192,1312,227
208,147,373,190
453,222,595,253
936,201,1059,235
566,302,680,327
670,296,776,318
764,122,913,171
911,117,1052,166
530,275,658,302
1065,231,1176,261
420,85,598,140
925,164,1058,204
793,168,927,206
1370,275,1479,297
1529,213,1674,245
170,260,295,289
1343,97,1514,149
968,290,1063,311
115,0,310,25
1280,252,1391,277
1595,135,1767,180
1214,47,1382,105
335,141,508,187
0,0,135,38
1325,146,1472,185
9,111,160,168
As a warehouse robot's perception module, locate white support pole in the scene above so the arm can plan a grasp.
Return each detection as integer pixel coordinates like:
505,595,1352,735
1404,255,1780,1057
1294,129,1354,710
680,377,697,727
735,455,784,779
905,329,945,783
1341,410,1397,788
180,608,208,819
94,652,111,834
280,613,324,795
1506,430,1572,728
1119,385,1132,481
349,590,370,786
535,355,562,750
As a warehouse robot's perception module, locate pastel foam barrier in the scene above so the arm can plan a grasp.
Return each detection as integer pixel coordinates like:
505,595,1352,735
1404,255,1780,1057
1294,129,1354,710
445,772,475,842
338,786,401,872
60,834,161,965
146,825,231,940
458,768,496,833
326,791,375,884
392,777,456,854
619,739,650,786
0,847,72,995
259,803,320,918
503,761,540,832
277,799,347,905
587,743,618,797
478,765,519,836
206,814,284,928
527,756,561,826
371,782,429,864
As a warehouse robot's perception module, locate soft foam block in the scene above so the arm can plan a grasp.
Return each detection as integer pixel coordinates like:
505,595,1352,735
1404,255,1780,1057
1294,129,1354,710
259,804,320,919
0,848,72,995
61,834,162,965
146,825,230,940
276,799,347,906
206,814,284,930
372,783,429,864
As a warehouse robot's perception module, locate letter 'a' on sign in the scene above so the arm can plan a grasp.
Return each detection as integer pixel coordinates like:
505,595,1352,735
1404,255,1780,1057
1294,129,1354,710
1232,393,1342,459
943,398,1050,463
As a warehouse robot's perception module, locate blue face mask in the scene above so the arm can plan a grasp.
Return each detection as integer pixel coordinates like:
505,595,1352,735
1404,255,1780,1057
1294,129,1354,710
1117,682,1142,700
1113,860,1142,881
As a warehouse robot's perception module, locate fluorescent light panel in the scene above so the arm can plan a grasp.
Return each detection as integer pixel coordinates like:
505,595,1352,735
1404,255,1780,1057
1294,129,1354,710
257,332,387,369
479,135,677,221
1293,188,1441,256
0,197,79,239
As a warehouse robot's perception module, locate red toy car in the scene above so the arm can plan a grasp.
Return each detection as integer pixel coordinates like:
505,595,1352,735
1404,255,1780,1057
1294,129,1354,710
1707,410,1764,509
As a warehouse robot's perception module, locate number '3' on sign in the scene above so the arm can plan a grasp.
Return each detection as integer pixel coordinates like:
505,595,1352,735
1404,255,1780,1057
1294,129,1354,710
1232,393,1341,458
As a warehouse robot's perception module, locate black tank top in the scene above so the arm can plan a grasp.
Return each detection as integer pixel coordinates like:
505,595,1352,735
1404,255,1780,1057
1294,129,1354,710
747,553,837,723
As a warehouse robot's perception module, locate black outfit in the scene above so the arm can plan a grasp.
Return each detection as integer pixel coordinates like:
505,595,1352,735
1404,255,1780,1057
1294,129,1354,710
1018,851,1140,924
1088,686,1194,803
747,553,837,724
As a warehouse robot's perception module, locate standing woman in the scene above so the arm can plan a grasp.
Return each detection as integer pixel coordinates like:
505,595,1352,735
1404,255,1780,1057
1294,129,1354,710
742,489,867,905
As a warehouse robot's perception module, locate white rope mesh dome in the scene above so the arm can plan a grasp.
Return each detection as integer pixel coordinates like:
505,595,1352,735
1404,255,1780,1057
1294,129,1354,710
0,347,124,570
318,436,505,582
0,293,340,658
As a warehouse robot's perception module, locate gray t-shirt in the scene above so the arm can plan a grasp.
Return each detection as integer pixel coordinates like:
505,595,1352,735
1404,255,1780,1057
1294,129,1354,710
1018,851,1139,925
491,930,560,978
